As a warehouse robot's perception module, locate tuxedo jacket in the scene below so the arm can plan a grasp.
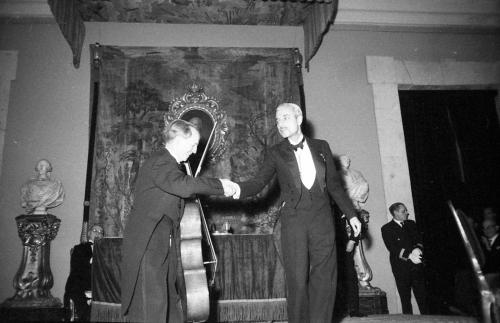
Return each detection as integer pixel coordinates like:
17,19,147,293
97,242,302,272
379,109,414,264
121,149,223,315
483,235,500,274
381,219,424,274
239,137,357,220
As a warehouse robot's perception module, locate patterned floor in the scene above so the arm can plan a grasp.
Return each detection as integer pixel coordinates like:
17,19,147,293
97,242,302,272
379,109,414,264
336,314,479,322
265,314,479,323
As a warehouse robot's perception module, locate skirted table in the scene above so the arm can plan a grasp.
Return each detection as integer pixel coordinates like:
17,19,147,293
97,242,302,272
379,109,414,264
90,234,287,322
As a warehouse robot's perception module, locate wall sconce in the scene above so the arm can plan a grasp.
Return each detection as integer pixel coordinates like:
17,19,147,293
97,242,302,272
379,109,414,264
92,42,101,67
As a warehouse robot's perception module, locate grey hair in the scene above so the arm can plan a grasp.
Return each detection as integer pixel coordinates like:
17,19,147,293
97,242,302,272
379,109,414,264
277,103,302,117
163,119,199,143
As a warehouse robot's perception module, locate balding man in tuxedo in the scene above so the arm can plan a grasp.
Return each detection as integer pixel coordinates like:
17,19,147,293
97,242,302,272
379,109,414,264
121,119,235,323
230,103,362,323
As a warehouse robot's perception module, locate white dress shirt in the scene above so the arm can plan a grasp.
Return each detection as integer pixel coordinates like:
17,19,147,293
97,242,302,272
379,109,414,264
293,140,316,190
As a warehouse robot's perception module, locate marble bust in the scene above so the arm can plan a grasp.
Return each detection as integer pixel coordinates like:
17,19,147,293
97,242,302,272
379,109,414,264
20,159,65,215
340,155,369,211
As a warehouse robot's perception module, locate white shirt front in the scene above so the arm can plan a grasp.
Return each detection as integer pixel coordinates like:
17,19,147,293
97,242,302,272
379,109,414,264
293,140,316,190
394,219,405,227
489,233,498,246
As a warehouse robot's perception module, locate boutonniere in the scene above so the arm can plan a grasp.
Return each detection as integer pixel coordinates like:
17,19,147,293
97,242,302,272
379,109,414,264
319,152,326,163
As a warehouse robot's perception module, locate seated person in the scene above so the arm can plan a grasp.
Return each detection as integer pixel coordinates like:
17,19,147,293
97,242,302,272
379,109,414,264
482,206,498,223
64,224,104,321
481,217,500,274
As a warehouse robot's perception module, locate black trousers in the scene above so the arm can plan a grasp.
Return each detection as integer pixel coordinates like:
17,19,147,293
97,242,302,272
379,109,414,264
393,265,428,314
335,244,360,317
344,249,360,314
280,200,337,323
126,217,183,323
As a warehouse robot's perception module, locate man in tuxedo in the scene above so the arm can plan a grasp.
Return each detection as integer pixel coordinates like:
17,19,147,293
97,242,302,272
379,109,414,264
121,119,235,323
381,202,428,314
231,103,362,323
481,217,500,274
64,224,103,321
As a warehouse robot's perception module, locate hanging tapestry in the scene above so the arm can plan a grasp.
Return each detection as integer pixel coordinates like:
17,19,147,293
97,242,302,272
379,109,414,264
88,46,301,237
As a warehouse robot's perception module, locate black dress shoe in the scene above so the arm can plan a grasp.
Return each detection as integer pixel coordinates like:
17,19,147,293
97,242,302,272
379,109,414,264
349,311,367,317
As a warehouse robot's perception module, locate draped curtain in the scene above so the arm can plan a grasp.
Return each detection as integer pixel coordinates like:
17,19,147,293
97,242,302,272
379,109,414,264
48,0,337,69
88,46,301,237
399,90,500,313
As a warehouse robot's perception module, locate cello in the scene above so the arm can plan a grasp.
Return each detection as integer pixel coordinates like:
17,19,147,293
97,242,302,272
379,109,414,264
180,123,218,322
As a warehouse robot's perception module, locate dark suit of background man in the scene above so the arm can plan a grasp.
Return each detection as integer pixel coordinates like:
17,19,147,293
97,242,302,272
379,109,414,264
121,119,235,323
231,103,362,323
381,202,428,314
64,224,103,321
336,210,370,318
481,218,500,274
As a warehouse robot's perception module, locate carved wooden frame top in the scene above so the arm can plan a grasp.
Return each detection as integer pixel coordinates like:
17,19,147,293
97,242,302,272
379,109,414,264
164,83,228,163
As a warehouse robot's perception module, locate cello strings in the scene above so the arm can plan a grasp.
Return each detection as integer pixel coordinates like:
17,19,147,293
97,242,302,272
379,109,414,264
194,121,217,178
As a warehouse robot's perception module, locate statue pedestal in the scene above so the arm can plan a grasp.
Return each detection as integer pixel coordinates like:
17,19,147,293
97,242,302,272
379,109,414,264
359,287,388,315
1,214,62,308
354,239,374,289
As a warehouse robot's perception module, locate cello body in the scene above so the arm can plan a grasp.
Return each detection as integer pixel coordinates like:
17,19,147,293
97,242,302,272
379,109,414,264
180,200,210,322
180,158,218,322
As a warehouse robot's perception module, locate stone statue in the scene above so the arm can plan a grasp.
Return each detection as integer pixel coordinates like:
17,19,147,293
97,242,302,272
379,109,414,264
20,159,65,215
3,159,64,308
340,155,376,290
340,155,369,211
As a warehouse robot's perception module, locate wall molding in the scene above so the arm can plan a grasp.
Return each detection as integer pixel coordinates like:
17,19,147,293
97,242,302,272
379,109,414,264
0,0,52,19
0,50,18,180
337,0,500,31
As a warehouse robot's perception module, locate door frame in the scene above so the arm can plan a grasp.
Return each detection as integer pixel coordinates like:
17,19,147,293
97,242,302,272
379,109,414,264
366,56,500,222
0,50,18,180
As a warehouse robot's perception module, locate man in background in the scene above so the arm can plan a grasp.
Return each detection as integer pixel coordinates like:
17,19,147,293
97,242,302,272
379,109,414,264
64,224,103,321
381,202,428,314
336,211,366,318
481,217,500,274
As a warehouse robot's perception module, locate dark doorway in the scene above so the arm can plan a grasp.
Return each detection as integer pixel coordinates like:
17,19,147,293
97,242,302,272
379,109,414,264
399,89,500,315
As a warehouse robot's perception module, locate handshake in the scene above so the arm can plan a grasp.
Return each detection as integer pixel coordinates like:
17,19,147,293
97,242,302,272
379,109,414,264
219,179,241,199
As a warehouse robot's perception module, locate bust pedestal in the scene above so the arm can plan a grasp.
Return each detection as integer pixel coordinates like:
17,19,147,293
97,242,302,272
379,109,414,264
1,214,62,308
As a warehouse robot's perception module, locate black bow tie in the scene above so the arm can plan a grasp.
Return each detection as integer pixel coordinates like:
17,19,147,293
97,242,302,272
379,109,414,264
291,137,306,151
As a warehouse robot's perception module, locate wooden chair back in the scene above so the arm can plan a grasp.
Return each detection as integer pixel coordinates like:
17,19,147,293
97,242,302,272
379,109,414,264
448,200,499,323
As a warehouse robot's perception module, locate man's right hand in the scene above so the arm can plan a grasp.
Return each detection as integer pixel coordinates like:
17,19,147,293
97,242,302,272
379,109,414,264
219,179,241,198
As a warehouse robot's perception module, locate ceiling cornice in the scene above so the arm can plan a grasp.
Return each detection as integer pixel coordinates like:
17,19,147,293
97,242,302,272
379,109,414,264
0,0,52,19
336,0,500,31
1,0,499,31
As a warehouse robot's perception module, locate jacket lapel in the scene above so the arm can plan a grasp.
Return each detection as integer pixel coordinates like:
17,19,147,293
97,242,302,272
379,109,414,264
278,140,302,190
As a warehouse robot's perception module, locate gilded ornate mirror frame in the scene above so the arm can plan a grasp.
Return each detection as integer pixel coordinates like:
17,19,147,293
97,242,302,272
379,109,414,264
164,83,228,163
